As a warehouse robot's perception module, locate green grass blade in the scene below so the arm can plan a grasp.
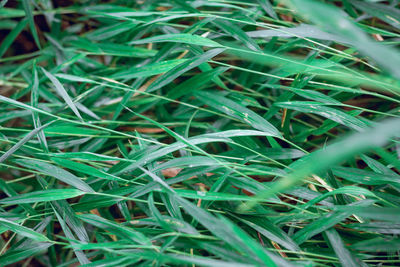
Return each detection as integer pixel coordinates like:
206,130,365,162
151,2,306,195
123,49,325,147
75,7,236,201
0,218,49,242
22,0,41,49
14,159,94,192
0,189,85,204
41,68,83,121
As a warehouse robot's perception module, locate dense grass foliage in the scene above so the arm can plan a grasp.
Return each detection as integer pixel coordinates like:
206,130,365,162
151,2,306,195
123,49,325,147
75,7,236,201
1,0,400,266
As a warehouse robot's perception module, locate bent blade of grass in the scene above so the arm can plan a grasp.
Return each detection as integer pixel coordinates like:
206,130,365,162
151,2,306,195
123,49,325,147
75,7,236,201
292,200,373,244
233,215,300,252
332,166,400,186
349,0,400,30
301,186,379,210
275,101,368,131
247,24,348,44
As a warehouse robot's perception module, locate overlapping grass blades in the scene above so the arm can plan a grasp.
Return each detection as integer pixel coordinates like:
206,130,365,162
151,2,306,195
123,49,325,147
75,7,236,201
1,0,400,266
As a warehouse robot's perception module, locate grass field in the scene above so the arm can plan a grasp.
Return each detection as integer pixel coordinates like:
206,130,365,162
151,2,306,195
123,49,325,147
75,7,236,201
1,0,400,266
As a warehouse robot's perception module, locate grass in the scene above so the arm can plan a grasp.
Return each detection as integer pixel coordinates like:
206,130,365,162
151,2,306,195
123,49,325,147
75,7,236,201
0,0,400,266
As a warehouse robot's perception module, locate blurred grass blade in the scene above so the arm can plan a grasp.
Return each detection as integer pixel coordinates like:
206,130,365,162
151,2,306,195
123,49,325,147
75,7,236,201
242,118,400,210
350,0,400,30
288,0,400,78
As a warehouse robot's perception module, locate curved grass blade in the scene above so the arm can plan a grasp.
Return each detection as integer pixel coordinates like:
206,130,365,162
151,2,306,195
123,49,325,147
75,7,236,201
275,101,368,131
14,159,94,192
292,200,372,244
51,158,126,182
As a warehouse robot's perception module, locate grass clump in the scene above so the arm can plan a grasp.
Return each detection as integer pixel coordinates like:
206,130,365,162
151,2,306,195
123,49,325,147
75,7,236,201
1,0,400,266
